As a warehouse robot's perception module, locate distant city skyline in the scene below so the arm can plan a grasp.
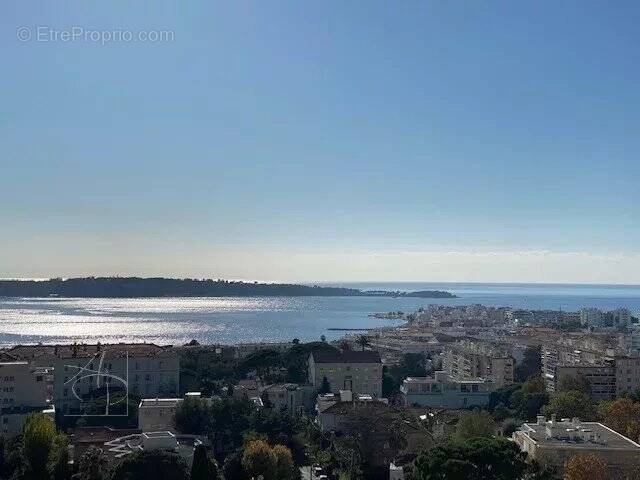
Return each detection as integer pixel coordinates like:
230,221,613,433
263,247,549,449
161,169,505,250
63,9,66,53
2,2,639,283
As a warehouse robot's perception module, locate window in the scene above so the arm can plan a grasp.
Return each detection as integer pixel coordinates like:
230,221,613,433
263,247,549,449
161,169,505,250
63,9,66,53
36,375,43,382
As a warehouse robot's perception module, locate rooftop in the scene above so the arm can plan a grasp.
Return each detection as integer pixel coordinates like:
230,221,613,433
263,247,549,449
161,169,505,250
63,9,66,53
70,426,142,444
139,398,183,408
6,343,174,360
311,350,381,364
517,419,640,451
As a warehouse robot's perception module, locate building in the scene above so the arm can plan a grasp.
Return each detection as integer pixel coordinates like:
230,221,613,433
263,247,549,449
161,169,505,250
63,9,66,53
104,431,206,467
7,343,180,414
542,339,640,400
261,383,315,413
0,361,54,437
580,308,604,328
69,426,142,464
614,356,640,397
400,371,491,408
612,308,632,330
308,350,382,398
138,397,182,432
315,391,430,468
232,378,264,406
541,338,619,400
442,341,514,387
552,364,616,401
513,416,640,476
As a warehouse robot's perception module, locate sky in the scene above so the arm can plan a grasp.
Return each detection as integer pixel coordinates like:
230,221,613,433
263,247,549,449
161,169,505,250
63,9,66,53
1,1,639,283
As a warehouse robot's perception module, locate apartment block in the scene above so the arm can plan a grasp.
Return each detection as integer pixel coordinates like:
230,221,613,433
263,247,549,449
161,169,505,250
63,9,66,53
0,361,54,436
442,341,514,387
513,416,640,477
614,356,640,397
400,371,490,408
541,335,640,400
8,343,179,413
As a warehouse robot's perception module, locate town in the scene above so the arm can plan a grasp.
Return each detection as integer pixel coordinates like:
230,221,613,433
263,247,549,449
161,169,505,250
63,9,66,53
0,304,639,479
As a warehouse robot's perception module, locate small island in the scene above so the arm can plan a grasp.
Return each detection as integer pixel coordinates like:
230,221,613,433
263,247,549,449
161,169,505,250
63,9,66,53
0,277,457,299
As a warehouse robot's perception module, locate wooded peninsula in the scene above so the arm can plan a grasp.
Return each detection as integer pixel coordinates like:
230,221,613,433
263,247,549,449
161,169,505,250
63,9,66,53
0,277,457,299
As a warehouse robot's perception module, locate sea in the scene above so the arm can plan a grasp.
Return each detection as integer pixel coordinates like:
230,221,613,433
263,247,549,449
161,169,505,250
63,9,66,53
0,282,639,347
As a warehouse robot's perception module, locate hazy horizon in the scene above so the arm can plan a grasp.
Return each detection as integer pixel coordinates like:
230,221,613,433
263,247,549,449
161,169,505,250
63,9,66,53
2,2,639,284
2,277,640,287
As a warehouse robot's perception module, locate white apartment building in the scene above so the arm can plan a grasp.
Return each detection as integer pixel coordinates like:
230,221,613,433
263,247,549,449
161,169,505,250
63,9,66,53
0,361,54,436
8,343,179,413
308,350,382,398
400,371,491,408
513,416,640,476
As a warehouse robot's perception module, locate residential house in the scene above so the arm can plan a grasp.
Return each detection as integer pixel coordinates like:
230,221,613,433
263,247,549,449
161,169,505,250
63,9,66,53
308,350,382,397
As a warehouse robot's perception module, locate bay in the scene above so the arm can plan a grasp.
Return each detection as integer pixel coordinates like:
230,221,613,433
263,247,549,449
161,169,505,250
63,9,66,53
0,282,638,346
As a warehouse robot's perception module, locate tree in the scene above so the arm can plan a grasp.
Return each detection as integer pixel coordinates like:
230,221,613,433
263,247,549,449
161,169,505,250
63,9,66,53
542,391,596,421
453,410,496,441
382,368,395,398
337,339,351,351
413,437,530,480
273,444,295,480
222,450,245,480
111,450,189,480
191,444,219,480
384,353,428,397
242,440,277,480
48,434,71,480
488,378,549,422
355,335,371,351
319,376,331,394
563,453,606,480
174,397,212,435
515,346,542,382
1,435,24,480
76,446,108,480
341,404,408,475
599,398,640,441
22,413,57,478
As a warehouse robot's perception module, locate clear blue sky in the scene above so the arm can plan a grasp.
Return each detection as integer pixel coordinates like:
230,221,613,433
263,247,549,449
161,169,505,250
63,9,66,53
1,1,639,283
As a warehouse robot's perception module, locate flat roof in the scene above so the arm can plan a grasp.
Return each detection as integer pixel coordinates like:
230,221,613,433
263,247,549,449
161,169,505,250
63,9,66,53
139,398,182,408
312,350,381,364
7,343,174,359
520,422,640,451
